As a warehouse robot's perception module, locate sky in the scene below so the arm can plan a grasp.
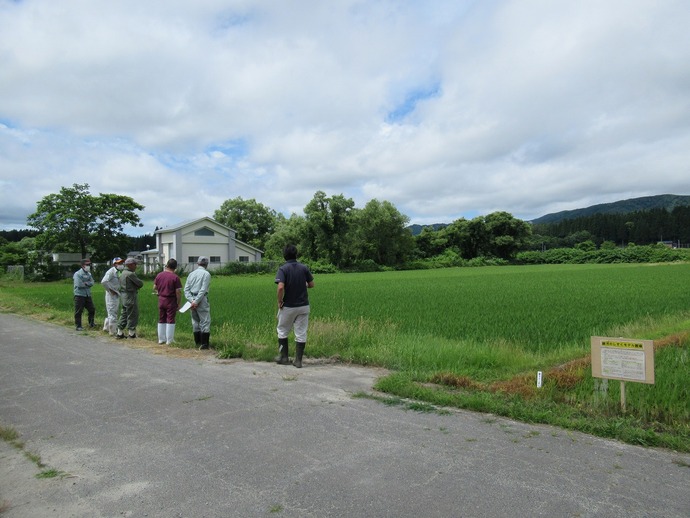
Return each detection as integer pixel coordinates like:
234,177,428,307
1,0,689,235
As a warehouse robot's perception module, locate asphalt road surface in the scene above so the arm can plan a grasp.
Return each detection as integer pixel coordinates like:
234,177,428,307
1,312,689,517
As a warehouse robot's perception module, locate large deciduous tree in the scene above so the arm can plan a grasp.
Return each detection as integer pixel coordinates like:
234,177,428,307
418,212,531,261
303,191,355,267
27,183,144,261
483,211,532,259
263,214,308,260
413,226,449,259
353,199,414,266
213,197,281,251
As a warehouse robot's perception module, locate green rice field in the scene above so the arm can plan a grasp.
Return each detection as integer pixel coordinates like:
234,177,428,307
1,262,689,450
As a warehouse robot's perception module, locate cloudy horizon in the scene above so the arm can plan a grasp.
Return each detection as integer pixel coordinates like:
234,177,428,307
1,0,689,235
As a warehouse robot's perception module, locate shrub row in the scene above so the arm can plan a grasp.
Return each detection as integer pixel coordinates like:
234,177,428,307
515,244,690,265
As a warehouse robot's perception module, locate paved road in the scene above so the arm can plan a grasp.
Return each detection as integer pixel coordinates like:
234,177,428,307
1,313,689,517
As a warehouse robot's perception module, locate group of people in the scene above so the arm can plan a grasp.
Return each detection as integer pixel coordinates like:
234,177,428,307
72,245,314,367
73,256,145,338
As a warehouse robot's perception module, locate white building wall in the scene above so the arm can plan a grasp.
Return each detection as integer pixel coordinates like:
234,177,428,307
154,217,262,271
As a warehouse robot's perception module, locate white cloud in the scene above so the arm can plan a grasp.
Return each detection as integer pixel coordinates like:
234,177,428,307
1,0,689,234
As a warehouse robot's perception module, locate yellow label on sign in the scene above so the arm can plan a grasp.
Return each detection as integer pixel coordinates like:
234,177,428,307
601,341,644,349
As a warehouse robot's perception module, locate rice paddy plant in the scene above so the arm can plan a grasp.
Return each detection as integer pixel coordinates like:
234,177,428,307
311,263,690,355
3,263,690,366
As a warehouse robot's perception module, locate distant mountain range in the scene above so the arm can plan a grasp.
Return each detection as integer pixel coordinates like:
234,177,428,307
529,194,690,225
407,194,690,234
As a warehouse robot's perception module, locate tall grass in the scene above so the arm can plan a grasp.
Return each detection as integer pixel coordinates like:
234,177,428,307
1,262,689,450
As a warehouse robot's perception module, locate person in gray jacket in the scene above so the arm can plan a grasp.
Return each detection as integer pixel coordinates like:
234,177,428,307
73,258,96,331
116,258,144,339
184,256,212,349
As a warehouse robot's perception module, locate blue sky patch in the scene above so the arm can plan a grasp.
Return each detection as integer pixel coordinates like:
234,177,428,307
386,82,441,123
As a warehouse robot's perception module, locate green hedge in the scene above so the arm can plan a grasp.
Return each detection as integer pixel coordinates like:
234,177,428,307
515,245,690,265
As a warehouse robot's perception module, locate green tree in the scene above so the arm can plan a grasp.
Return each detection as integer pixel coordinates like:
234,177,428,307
483,211,532,260
433,212,530,260
213,197,281,251
575,240,596,252
27,183,144,261
438,218,471,258
413,225,449,259
0,241,28,270
624,221,635,245
443,217,488,259
564,230,595,248
263,214,308,260
353,199,414,266
303,191,355,267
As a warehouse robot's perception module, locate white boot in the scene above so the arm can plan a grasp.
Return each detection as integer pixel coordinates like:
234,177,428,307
166,323,175,345
157,323,166,344
102,317,109,332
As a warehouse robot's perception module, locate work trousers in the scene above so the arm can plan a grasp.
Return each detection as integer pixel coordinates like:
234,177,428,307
103,291,120,334
158,296,178,324
277,305,310,343
118,292,139,332
74,295,95,328
190,296,211,333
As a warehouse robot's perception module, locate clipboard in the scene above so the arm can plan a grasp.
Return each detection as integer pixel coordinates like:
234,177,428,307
179,301,192,313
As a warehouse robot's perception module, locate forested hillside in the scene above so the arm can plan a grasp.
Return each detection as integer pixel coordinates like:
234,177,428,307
530,194,690,225
532,205,690,246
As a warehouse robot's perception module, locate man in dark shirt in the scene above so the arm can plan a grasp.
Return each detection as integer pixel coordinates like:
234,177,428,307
275,244,314,368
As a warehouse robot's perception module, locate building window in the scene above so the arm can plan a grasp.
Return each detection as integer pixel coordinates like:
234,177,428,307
210,256,221,263
194,227,215,236
238,256,249,263
188,256,198,264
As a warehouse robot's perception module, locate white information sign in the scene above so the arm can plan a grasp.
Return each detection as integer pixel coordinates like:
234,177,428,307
591,337,654,384
600,345,645,381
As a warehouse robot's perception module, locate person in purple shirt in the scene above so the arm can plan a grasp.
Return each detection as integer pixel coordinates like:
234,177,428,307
154,258,182,345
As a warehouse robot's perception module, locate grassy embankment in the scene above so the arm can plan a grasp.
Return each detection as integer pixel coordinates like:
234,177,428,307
1,262,688,451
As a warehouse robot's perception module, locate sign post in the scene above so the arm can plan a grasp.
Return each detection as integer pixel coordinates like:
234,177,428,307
591,337,654,412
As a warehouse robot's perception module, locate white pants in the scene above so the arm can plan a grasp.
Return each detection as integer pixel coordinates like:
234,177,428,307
277,305,310,343
103,292,120,335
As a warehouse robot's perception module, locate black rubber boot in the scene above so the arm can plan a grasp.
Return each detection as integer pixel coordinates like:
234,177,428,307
200,332,210,350
194,331,201,346
275,338,290,365
293,342,305,368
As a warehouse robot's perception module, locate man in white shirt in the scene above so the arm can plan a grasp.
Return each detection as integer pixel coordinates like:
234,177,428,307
100,257,124,335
